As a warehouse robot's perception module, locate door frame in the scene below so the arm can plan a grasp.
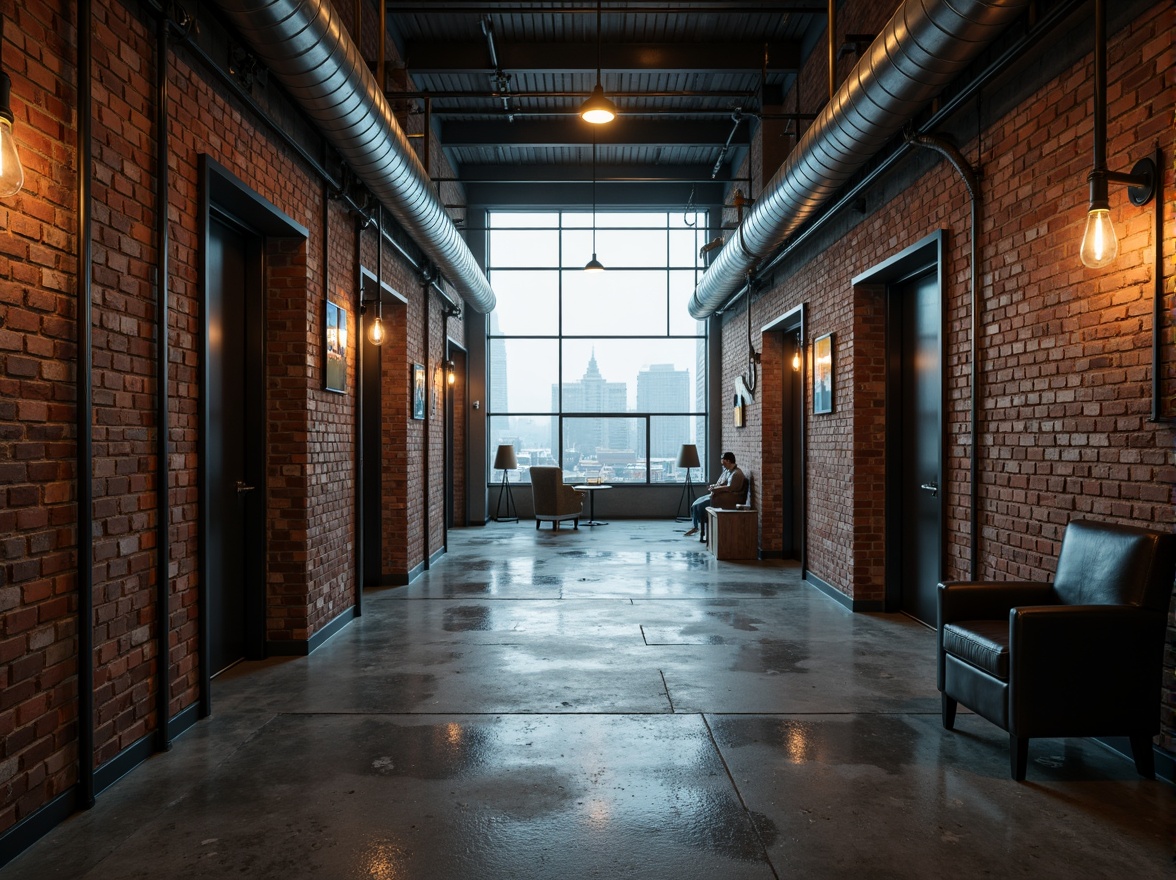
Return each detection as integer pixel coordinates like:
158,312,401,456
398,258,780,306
198,156,307,716
445,340,469,532
853,231,946,613
762,303,806,566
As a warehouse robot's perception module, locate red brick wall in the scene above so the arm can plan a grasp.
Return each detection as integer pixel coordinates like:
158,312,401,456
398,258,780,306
89,0,158,769
721,1,1174,738
3,0,470,836
0,0,79,832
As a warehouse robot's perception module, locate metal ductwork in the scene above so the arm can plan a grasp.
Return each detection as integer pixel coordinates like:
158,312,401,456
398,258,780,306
212,0,495,313
689,0,1030,318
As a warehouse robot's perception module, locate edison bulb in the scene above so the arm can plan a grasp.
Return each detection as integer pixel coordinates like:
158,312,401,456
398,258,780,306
1079,207,1118,268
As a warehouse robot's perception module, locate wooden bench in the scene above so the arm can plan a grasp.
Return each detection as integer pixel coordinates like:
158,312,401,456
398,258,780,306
705,507,757,560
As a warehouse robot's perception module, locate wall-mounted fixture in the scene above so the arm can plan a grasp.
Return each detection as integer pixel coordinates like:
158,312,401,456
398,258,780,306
579,0,616,124
444,359,456,386
0,15,25,199
1079,0,1156,268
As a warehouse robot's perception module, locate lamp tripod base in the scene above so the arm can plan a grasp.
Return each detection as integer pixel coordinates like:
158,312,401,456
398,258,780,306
674,471,697,521
494,476,518,523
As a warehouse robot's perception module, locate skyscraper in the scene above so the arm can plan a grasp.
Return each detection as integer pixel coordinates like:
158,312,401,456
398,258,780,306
636,364,690,459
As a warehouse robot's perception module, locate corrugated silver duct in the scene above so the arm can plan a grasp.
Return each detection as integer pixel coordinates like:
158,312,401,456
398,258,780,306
689,0,1030,318
212,0,495,313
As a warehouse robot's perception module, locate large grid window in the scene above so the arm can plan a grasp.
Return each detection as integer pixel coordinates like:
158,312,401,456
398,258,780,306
488,211,708,485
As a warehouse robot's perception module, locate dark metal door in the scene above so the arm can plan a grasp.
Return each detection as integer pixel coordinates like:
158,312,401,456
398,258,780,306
898,270,941,623
207,218,249,674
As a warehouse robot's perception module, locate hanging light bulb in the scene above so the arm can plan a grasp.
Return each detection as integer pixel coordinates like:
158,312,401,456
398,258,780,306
0,17,24,200
366,301,386,346
580,85,617,125
445,360,456,385
791,350,801,372
1079,206,1117,268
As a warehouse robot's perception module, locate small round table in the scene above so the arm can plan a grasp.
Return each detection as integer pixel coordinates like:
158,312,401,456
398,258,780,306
572,484,612,526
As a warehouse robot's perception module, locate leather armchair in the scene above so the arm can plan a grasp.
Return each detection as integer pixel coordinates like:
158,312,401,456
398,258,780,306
529,466,583,531
937,519,1175,780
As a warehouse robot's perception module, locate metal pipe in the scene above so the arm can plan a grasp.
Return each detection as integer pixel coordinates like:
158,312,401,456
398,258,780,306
378,0,385,96
1092,0,1106,173
423,274,433,570
77,0,95,809
827,0,835,100
710,109,744,179
387,4,829,13
1149,147,1170,423
163,18,462,313
212,0,495,312
690,0,1031,318
731,0,1084,299
153,2,172,753
354,213,366,616
905,130,981,580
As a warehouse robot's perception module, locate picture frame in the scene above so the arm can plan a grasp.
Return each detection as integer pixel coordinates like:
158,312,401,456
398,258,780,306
813,332,834,414
412,363,426,419
324,300,347,394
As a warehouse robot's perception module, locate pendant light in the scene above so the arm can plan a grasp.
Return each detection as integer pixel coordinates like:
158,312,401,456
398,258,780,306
585,131,605,272
579,1,616,124
1078,0,1155,268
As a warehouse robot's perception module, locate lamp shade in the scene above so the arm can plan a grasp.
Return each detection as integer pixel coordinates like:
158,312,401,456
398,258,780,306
493,444,518,470
676,443,701,469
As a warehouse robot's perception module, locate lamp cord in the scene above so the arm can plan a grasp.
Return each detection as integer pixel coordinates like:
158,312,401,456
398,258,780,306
595,0,602,86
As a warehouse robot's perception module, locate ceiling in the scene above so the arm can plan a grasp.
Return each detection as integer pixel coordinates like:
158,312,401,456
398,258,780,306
384,1,833,209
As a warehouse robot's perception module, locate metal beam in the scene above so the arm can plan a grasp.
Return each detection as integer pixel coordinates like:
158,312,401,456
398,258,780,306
405,40,799,73
440,118,750,147
438,162,741,183
465,178,729,209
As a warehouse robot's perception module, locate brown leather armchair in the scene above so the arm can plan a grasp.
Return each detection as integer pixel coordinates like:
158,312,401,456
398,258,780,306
937,519,1175,780
529,466,583,531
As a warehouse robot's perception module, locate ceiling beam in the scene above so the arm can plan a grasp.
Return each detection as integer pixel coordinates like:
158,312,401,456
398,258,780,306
440,162,745,183
439,118,750,148
405,41,800,74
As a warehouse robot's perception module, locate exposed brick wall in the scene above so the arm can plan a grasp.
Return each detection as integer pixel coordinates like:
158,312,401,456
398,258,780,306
3,0,469,837
89,0,158,768
0,0,79,831
720,1,1174,741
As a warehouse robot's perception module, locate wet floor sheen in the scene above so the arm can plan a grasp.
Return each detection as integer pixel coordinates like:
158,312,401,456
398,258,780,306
6,521,1172,879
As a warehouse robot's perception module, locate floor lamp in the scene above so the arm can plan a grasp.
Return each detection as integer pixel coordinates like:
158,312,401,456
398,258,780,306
674,443,701,521
493,444,519,523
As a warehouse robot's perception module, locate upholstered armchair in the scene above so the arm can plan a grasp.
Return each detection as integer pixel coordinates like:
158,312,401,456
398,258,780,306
937,519,1175,780
529,466,583,531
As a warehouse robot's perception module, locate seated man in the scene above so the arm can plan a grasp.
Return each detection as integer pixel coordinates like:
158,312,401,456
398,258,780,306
684,451,745,542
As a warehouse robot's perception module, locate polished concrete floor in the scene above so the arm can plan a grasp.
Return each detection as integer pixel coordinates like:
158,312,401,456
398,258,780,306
6,521,1173,879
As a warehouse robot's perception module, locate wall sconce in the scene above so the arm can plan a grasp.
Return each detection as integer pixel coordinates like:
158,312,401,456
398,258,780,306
363,299,385,346
1079,0,1157,268
0,15,24,199
444,359,456,386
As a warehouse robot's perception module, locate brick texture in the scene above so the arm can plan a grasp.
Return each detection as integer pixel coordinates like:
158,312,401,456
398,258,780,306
2,0,471,836
720,1,1175,743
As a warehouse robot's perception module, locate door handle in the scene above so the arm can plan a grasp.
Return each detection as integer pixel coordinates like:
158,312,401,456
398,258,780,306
919,482,938,497
236,480,256,495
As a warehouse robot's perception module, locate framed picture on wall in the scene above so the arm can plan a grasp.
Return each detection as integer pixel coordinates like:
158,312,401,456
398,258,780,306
412,363,426,419
324,300,347,394
813,332,833,414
